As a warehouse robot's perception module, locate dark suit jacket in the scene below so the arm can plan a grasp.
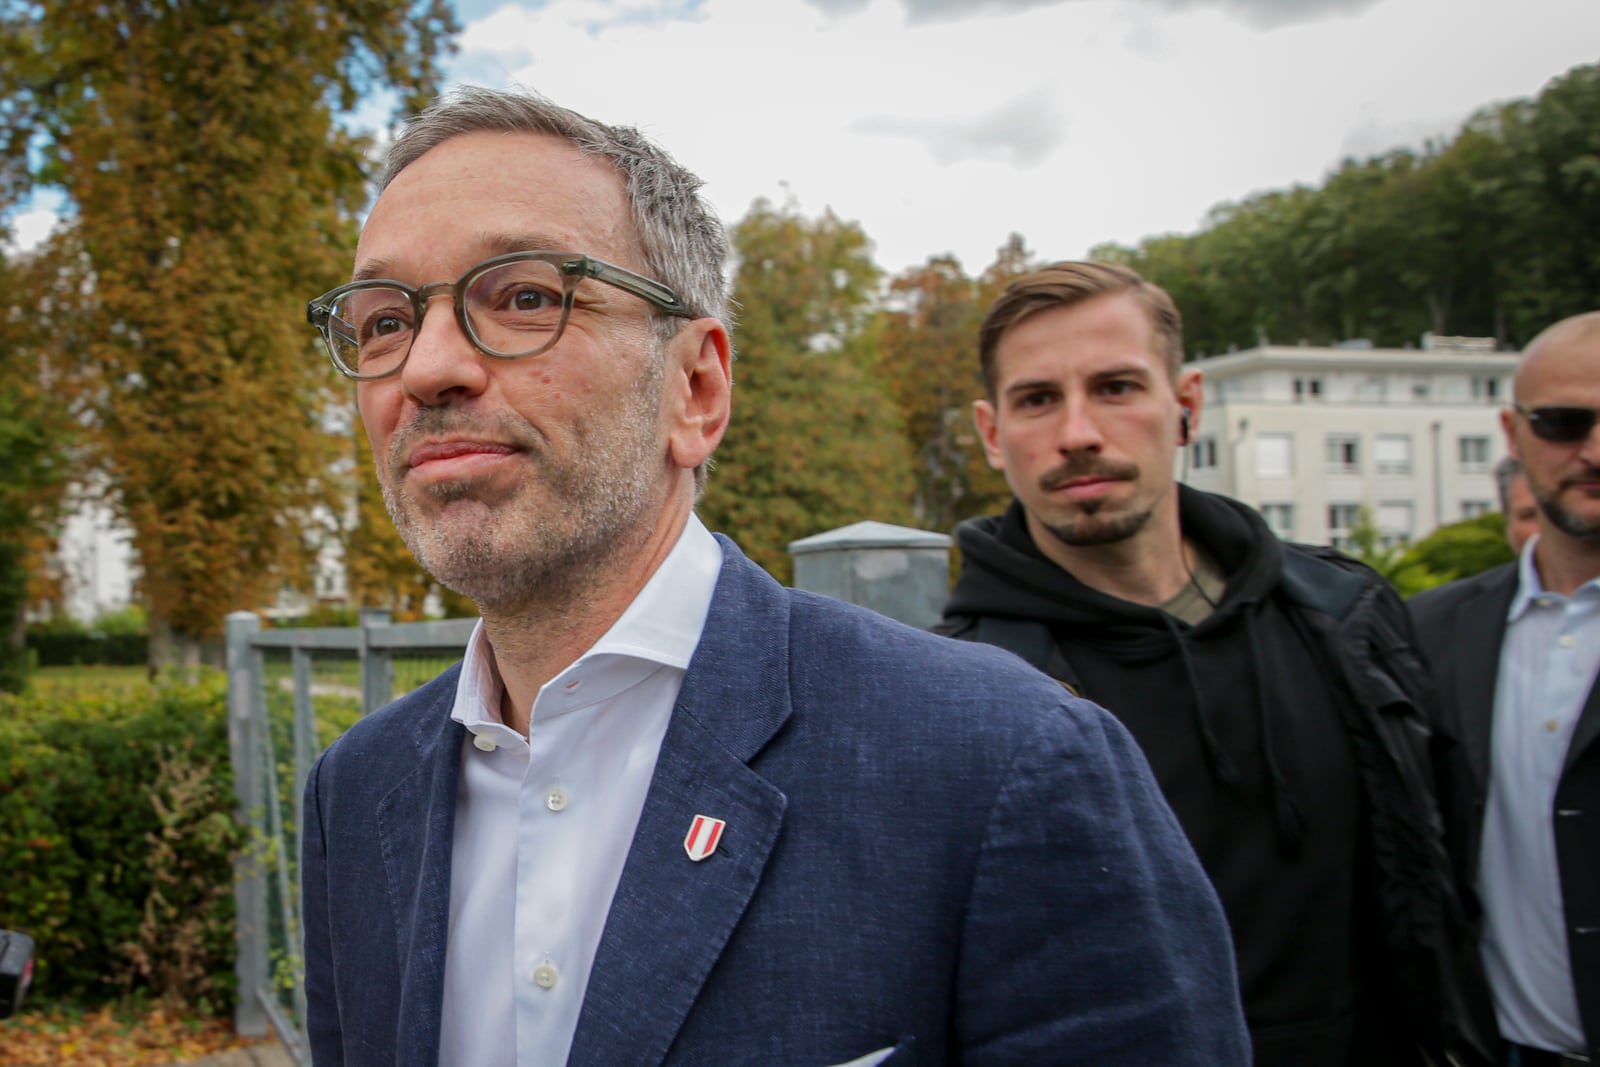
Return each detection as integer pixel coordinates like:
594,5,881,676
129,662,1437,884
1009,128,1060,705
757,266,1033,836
1410,562,1600,1055
301,537,1249,1066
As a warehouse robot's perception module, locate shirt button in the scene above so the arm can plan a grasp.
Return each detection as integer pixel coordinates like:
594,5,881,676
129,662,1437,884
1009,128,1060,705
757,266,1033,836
1547,719,1562,733
533,963,559,989
545,787,569,812
473,733,497,752
1559,634,1576,648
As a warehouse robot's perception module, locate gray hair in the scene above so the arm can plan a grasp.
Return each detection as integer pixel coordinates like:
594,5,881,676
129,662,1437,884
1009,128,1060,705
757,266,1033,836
1493,454,1521,515
379,85,731,336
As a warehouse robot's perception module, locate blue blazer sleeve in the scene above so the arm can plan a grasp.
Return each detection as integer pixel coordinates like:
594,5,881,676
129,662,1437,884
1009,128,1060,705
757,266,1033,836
956,695,1246,1063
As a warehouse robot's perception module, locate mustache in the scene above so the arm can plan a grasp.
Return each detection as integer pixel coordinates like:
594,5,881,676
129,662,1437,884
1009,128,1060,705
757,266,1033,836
1038,456,1139,493
1559,464,1600,490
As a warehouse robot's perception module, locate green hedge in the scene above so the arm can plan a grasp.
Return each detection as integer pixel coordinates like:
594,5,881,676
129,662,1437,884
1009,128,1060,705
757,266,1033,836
26,631,150,668
0,675,241,1008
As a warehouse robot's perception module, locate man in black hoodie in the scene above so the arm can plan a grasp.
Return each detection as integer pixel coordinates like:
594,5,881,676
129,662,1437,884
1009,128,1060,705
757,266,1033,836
939,261,1493,1067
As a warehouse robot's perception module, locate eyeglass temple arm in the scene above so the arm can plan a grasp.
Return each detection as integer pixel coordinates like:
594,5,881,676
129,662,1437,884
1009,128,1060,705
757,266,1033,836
580,260,694,318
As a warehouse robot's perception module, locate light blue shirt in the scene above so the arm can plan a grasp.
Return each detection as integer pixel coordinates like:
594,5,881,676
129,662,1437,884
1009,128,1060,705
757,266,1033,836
1479,536,1600,1052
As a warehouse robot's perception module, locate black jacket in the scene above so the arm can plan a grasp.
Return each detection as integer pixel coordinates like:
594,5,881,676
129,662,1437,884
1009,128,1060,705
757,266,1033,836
1410,562,1600,1057
940,486,1494,1067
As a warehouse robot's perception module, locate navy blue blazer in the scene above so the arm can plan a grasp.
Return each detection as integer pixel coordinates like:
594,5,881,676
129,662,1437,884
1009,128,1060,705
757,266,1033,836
301,538,1249,1066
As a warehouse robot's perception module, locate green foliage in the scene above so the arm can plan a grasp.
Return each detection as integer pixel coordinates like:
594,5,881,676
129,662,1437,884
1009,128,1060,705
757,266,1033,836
0,0,459,664
1346,507,1514,599
1097,63,1600,355
1397,514,1516,598
0,676,242,1007
876,238,1036,532
25,630,150,668
0,259,73,691
25,606,152,667
700,197,918,580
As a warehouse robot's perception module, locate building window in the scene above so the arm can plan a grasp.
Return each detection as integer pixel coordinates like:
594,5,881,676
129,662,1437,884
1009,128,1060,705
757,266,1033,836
1294,377,1324,402
1377,502,1413,549
1325,434,1361,474
1459,435,1491,472
1260,503,1295,539
1412,381,1431,400
1462,500,1493,519
1190,437,1217,470
1472,376,1501,401
1328,503,1362,550
1374,434,1412,475
1359,375,1385,401
1256,434,1294,478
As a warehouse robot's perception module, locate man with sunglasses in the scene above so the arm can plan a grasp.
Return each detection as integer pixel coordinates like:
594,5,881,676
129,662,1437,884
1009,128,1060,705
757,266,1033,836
298,86,1248,1067
1411,311,1600,1066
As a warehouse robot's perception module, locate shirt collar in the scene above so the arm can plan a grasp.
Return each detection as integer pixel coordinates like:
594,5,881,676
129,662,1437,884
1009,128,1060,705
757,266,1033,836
1508,534,1548,622
1507,533,1600,620
451,514,723,732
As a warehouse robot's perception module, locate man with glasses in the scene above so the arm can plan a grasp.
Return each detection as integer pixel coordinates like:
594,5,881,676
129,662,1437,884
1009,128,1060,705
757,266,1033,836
298,86,1248,1067
1411,311,1600,1066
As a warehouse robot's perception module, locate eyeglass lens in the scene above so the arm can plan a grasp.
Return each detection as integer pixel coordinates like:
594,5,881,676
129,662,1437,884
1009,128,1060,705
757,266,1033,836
1526,406,1600,443
324,258,571,376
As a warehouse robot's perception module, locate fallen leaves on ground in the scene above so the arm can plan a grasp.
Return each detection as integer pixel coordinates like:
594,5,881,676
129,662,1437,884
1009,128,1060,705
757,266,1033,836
0,1000,256,1066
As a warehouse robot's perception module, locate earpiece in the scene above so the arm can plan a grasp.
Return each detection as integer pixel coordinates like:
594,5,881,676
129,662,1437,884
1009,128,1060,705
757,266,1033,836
1179,408,1192,446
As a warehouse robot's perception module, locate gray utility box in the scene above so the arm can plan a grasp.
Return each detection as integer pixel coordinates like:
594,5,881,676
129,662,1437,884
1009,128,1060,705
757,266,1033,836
788,521,952,631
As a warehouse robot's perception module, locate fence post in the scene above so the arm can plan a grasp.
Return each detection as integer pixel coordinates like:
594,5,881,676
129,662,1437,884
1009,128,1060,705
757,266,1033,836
358,607,394,716
788,521,953,630
225,610,269,1039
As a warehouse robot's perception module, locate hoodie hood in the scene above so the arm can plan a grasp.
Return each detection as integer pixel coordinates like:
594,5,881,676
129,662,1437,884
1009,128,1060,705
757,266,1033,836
947,484,1306,853
946,483,1284,639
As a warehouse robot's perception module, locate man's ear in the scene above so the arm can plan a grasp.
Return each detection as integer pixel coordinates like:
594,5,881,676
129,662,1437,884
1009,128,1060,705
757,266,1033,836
1175,367,1204,442
1500,406,1521,461
666,318,732,472
973,398,1005,471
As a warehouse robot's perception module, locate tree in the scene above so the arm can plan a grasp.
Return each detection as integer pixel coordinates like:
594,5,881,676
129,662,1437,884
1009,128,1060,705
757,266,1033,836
0,246,77,691
876,239,1034,534
1,0,458,668
1396,514,1515,598
699,198,916,582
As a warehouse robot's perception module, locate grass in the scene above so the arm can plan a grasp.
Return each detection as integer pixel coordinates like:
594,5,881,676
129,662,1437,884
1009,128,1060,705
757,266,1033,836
28,665,155,700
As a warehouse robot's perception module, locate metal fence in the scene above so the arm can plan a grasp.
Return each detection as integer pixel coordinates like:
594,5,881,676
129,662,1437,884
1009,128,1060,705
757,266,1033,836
224,608,477,1062
223,521,951,1064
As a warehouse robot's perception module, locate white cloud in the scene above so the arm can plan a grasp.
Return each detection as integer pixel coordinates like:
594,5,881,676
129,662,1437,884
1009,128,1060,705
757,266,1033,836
432,0,1598,276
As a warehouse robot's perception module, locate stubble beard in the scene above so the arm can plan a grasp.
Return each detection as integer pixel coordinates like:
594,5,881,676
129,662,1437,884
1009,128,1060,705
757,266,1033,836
1034,455,1155,548
379,357,668,613
1535,468,1600,544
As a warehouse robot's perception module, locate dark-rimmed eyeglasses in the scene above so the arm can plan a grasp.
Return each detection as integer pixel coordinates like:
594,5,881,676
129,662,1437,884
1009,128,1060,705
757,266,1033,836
306,251,694,381
1513,404,1600,444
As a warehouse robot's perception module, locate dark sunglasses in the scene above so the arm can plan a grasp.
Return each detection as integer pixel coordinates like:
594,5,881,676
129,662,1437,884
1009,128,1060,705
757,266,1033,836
1514,404,1600,443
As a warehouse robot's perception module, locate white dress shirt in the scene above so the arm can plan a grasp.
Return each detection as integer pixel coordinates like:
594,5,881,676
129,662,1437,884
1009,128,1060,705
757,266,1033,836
1479,536,1600,1053
437,516,723,1067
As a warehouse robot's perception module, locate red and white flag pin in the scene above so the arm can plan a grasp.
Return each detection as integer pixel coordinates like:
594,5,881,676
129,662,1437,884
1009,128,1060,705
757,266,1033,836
684,814,726,862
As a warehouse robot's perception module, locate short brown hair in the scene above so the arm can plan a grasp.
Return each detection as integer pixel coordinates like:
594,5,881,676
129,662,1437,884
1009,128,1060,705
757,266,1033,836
978,261,1185,398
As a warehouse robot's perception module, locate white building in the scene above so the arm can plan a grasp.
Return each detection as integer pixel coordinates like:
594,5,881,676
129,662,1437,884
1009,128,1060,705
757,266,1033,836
1182,336,1520,550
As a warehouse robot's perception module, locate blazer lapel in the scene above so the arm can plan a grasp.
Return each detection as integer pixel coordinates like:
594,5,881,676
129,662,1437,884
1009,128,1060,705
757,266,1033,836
1565,675,1600,774
568,540,793,1067
1453,568,1518,792
374,679,464,1062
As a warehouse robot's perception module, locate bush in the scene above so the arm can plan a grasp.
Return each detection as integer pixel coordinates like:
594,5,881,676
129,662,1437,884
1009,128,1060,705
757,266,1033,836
25,629,150,668
0,675,242,1008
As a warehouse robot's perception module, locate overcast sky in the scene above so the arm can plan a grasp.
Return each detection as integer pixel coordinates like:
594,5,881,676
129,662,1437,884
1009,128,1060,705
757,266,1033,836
8,0,1598,278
